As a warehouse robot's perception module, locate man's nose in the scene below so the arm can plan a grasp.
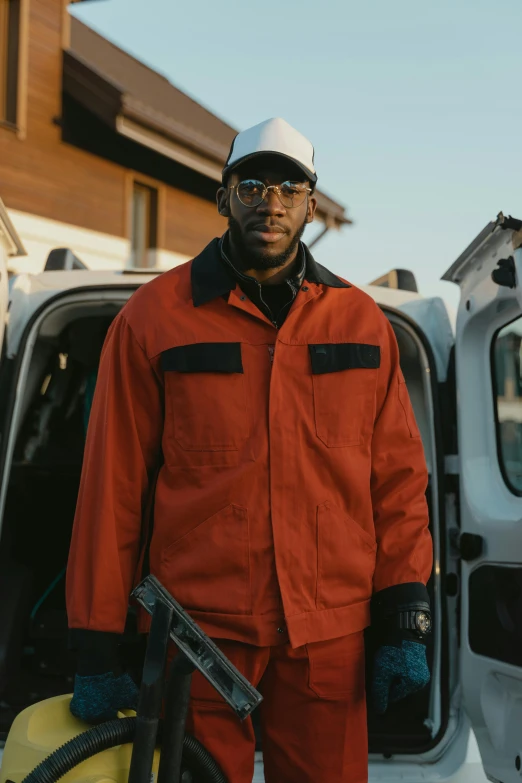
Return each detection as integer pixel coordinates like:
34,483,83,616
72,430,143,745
256,188,286,216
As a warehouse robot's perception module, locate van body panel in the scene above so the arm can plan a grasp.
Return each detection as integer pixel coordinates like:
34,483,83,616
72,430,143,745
445,217,522,783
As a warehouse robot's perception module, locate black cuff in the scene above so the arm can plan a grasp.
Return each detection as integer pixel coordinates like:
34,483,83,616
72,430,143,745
68,629,122,676
370,582,430,622
378,627,428,648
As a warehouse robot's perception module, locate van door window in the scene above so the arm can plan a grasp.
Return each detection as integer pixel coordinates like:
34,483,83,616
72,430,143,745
493,316,522,493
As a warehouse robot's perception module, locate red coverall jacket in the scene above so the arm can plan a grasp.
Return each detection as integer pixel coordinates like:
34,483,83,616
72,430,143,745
66,239,432,648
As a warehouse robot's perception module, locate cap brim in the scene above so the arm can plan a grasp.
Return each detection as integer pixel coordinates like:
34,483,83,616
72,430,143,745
222,151,317,185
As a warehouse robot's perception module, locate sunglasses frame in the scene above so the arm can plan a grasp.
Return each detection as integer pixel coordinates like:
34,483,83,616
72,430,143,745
228,180,312,209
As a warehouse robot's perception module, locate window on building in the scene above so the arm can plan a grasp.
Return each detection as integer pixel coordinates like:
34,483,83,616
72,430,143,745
493,316,522,494
0,0,21,126
131,182,158,268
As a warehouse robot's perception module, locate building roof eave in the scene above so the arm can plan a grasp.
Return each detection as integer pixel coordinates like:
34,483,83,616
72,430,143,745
314,191,353,228
121,95,230,164
115,115,224,182
63,49,123,127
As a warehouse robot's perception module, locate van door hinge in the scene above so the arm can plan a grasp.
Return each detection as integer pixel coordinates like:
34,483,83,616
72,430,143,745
491,256,516,289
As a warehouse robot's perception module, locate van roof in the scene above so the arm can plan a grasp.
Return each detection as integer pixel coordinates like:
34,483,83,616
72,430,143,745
10,269,424,307
5,269,427,359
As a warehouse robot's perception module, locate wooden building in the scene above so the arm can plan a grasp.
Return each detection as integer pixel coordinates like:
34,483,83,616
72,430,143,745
0,0,350,275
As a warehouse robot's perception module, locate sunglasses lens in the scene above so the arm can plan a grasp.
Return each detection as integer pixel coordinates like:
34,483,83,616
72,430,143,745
237,180,265,207
279,182,308,208
235,180,308,208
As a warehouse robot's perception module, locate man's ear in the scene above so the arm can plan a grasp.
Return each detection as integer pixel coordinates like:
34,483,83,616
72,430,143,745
306,195,318,225
216,187,230,217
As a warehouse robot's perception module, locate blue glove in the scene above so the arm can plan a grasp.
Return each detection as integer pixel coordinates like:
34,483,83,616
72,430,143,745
70,671,139,724
371,640,430,715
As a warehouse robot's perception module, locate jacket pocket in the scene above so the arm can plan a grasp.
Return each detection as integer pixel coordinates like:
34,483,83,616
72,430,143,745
316,501,376,611
160,504,251,615
309,343,379,447
162,343,248,453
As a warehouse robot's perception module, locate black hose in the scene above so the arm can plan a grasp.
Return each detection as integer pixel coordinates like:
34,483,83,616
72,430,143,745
21,717,227,783
22,718,136,783
183,733,227,783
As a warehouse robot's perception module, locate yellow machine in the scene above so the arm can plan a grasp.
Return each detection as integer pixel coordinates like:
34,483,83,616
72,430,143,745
0,578,261,783
0,695,156,783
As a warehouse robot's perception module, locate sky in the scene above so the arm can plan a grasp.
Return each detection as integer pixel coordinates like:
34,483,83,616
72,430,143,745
71,0,522,312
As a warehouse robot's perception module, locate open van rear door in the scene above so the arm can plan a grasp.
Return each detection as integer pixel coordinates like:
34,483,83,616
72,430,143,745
443,214,522,783
0,200,24,349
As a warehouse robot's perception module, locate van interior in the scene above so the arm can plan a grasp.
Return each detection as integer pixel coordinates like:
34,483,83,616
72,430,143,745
0,293,444,757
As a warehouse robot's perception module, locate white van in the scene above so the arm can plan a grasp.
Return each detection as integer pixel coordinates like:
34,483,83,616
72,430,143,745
0,210,520,783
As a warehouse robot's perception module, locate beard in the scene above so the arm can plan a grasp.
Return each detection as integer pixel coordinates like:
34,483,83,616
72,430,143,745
227,216,307,272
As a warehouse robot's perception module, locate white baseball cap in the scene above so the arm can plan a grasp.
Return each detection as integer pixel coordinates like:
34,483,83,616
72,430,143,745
222,118,317,185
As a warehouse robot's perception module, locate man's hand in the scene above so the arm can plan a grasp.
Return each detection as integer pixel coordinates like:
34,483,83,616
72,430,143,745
70,671,139,724
371,640,430,715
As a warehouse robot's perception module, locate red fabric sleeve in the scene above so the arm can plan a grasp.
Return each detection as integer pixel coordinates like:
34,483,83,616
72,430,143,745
66,313,164,632
371,318,433,593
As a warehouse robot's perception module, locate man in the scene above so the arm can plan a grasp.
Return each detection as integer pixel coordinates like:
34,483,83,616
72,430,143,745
66,118,433,783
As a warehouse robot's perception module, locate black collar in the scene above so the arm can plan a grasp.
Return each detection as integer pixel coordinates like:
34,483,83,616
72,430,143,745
220,234,306,293
303,244,351,289
191,235,350,307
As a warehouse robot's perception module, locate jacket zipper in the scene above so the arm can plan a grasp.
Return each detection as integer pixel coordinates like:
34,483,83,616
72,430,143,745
256,283,278,328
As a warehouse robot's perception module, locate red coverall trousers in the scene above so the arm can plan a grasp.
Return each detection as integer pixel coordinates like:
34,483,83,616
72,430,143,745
184,633,368,783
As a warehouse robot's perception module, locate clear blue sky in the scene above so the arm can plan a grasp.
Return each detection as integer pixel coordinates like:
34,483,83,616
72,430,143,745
71,0,522,311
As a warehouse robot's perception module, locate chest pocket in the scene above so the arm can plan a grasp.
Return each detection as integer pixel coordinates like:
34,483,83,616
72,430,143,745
162,343,248,454
309,343,380,447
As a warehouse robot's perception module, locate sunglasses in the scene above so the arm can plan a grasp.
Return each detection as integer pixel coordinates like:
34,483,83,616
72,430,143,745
229,179,312,209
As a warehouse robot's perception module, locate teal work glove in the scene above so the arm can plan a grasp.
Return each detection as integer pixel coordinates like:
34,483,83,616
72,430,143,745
70,671,139,724
371,640,430,715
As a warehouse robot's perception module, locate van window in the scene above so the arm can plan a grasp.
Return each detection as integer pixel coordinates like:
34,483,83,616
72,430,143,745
493,317,522,493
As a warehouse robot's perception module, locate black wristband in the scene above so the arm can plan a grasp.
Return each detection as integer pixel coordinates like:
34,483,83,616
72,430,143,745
379,627,427,648
68,629,122,676
370,582,430,622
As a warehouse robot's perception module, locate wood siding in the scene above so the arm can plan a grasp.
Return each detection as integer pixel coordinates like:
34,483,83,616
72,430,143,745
165,187,224,258
0,0,226,256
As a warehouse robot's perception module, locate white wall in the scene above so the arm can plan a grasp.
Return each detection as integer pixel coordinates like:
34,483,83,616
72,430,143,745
6,209,190,274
